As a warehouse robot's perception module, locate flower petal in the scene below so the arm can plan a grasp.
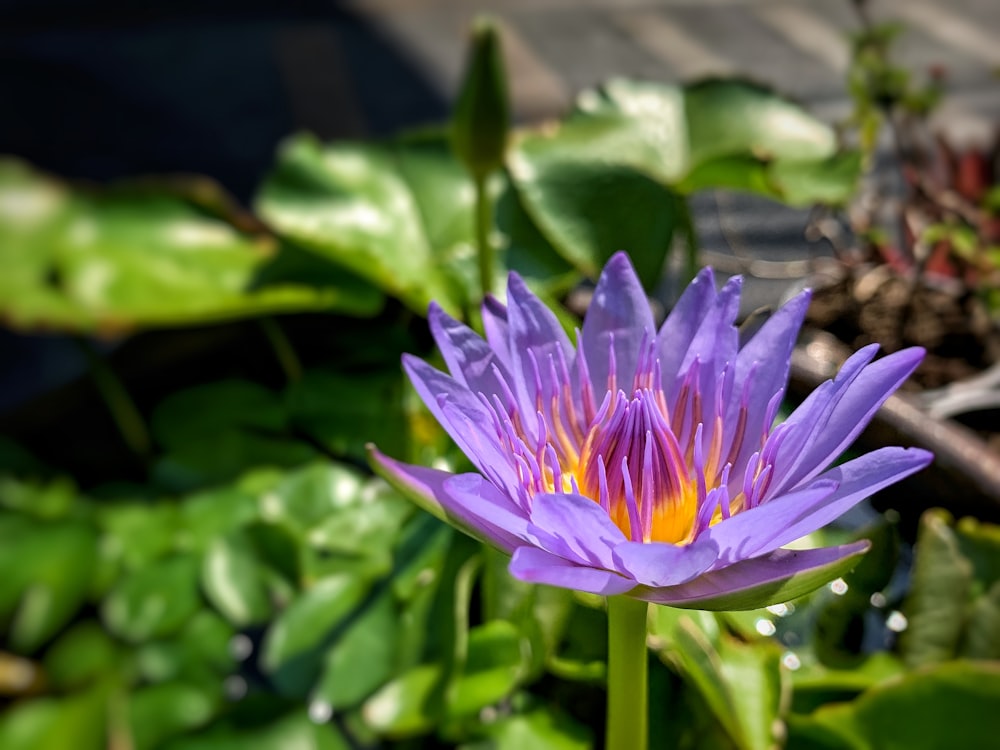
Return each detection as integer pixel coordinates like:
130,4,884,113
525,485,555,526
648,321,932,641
707,446,932,563
526,492,628,570
657,266,717,386
633,541,871,610
582,251,655,392
506,272,574,408
403,356,522,498
726,289,811,469
428,302,517,405
510,546,636,595
772,346,923,495
612,538,719,587
481,294,512,369
367,446,529,553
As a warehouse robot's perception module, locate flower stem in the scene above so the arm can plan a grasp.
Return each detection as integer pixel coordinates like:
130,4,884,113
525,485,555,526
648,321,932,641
606,595,649,750
474,173,493,300
75,337,150,461
258,316,302,383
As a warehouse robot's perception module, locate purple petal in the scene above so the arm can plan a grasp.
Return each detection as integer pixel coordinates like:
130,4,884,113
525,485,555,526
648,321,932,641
612,538,719,587
509,546,636,595
403,356,521,498
633,541,871,610
526,492,628,570
368,447,529,554
428,302,519,408
769,346,921,496
506,272,573,408
703,479,840,564
707,446,931,562
442,473,533,553
481,294,512,367
581,251,655,392
726,289,811,469
657,267,717,386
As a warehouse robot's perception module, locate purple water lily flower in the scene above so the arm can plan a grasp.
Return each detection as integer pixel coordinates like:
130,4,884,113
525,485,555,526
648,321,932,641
370,253,932,610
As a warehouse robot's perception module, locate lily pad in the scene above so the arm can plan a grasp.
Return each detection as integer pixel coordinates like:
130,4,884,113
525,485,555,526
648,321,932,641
0,159,381,334
255,131,575,315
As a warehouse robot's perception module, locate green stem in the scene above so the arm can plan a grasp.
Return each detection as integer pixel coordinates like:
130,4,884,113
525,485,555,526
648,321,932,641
677,196,700,285
75,338,150,461
606,596,649,750
474,173,493,300
258,316,302,383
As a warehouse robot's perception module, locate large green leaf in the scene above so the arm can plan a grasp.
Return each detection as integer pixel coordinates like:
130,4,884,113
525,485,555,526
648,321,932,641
510,80,859,246
259,574,371,697
0,159,381,334
255,131,575,315
787,662,1000,750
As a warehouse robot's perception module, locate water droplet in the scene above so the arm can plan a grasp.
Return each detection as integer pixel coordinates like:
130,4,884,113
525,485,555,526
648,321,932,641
755,618,776,637
229,634,253,661
886,610,908,632
224,675,247,701
829,578,849,596
308,700,333,724
869,592,887,608
781,652,802,671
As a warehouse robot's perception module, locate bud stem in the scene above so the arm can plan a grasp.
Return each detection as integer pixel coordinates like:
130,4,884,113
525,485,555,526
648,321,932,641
475,173,494,299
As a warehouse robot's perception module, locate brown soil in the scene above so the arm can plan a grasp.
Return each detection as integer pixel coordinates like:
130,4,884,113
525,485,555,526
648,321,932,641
805,266,1000,391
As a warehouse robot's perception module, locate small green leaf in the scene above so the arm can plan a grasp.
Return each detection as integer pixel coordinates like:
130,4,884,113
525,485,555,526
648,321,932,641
361,663,445,738
128,681,221,750
102,555,201,643
449,620,528,718
202,530,273,626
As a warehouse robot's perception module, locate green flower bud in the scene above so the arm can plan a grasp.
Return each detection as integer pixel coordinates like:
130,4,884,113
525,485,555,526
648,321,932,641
452,17,510,180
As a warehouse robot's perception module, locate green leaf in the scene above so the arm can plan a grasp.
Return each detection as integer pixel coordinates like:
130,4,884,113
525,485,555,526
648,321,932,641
255,134,467,314
0,682,109,750
0,159,379,334
260,574,371,697
202,529,273,626
162,709,350,750
151,380,288,450
102,555,201,643
256,131,575,314
511,77,858,221
962,579,1000,660
505,159,678,288
128,681,221,750
285,369,409,464
313,589,397,709
899,510,972,668
460,707,592,749
788,662,1000,750
448,620,529,718
717,638,786,750
361,663,445,738
2,520,99,654
43,621,120,690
